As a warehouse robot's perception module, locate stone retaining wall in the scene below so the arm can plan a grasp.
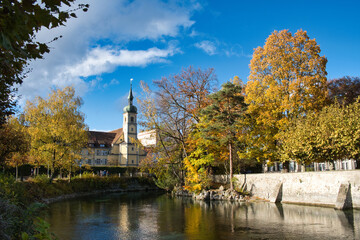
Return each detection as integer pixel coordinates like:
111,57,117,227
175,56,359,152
213,170,360,209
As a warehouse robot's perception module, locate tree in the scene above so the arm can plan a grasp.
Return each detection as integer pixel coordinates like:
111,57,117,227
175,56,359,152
184,116,227,192
138,66,217,189
327,76,360,106
0,0,89,125
0,115,30,172
193,81,247,190
245,29,328,163
24,86,88,180
281,101,360,164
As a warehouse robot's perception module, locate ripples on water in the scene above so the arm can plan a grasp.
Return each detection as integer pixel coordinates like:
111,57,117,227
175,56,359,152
44,192,359,240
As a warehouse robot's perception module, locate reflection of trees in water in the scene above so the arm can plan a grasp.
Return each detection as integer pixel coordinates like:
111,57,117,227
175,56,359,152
45,194,359,240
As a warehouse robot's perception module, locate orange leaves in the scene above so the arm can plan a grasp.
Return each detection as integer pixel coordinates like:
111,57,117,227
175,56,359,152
244,29,328,162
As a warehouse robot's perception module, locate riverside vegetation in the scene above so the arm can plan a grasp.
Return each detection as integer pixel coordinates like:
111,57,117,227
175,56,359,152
0,173,156,240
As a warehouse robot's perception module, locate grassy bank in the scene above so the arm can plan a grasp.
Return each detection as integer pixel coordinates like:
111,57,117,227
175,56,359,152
0,173,157,239
22,174,156,203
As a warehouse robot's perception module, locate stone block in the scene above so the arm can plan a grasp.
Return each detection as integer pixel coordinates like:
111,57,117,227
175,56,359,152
269,182,283,203
335,183,352,210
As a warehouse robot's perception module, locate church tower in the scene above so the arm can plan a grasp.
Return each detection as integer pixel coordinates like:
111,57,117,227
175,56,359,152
123,79,137,143
121,79,139,166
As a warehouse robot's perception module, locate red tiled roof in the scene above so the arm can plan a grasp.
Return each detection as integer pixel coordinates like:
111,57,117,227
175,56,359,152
109,128,123,144
88,131,117,147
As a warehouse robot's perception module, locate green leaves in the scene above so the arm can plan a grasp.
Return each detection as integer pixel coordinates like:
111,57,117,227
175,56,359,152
281,101,360,163
0,0,87,124
187,81,247,190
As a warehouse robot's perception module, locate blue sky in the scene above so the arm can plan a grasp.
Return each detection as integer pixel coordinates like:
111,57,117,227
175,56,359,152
18,0,360,131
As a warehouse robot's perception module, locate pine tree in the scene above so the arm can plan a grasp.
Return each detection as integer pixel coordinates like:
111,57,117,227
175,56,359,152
198,81,247,190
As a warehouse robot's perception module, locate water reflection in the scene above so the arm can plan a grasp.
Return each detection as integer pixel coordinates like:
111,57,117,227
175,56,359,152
44,193,359,240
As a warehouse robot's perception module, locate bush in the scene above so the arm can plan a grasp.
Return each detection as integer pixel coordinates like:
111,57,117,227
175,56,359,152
0,174,52,239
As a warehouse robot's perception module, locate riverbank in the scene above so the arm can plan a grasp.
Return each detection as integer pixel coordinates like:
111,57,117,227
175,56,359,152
42,178,161,204
214,170,360,210
172,186,254,202
24,175,160,204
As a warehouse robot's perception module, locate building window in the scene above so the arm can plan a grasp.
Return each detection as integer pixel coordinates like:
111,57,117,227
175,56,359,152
103,159,107,165
131,127,133,131
132,160,134,164
96,159,101,165
96,150,101,155
88,143,94,147
100,144,105,148
102,150,108,156
87,159,92,164
131,116,134,122
131,147,134,151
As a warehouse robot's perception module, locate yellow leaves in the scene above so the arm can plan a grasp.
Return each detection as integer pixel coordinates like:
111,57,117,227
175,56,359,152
24,86,88,170
244,29,328,163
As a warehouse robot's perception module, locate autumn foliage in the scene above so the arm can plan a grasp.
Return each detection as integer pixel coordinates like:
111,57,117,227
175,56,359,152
245,29,328,162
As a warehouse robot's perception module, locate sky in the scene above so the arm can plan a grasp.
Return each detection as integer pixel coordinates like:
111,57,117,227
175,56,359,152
17,0,360,131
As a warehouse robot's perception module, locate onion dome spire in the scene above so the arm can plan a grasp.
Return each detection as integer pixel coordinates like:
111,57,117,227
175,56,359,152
123,78,137,113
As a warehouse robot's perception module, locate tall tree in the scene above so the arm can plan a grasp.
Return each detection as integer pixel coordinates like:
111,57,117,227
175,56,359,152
195,81,247,190
138,66,217,189
327,76,360,106
24,86,88,180
245,29,328,163
0,0,89,125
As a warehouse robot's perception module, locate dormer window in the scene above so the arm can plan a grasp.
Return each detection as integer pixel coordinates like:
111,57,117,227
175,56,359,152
100,144,105,147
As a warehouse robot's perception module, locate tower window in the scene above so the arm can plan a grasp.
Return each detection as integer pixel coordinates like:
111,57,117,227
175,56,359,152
131,116,134,122
131,127,133,131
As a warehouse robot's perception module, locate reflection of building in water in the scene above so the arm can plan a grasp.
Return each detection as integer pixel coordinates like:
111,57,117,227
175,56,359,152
119,204,130,232
79,81,156,167
137,205,160,236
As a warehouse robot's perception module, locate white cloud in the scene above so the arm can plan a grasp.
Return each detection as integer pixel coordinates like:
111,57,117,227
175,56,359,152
67,46,178,77
110,79,119,85
194,39,248,58
17,0,198,107
195,40,217,55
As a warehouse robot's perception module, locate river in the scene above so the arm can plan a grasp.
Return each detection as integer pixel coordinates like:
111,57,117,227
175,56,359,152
44,192,359,239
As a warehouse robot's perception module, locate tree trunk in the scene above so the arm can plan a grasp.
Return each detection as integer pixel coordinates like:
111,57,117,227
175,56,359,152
68,165,72,182
229,143,233,190
49,162,56,183
15,164,18,181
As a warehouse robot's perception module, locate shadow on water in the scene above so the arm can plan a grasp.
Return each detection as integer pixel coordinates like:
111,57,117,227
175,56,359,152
44,193,360,240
